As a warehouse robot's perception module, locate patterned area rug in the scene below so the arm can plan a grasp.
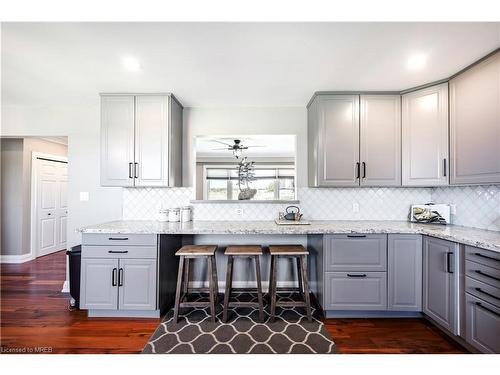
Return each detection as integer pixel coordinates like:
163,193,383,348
143,292,336,354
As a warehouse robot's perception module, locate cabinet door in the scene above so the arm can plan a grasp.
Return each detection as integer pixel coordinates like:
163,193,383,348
402,83,449,186
360,95,401,186
388,235,422,311
118,258,157,311
80,258,118,310
134,95,170,187
100,95,135,187
423,236,459,334
450,52,500,184
317,95,360,186
465,293,500,353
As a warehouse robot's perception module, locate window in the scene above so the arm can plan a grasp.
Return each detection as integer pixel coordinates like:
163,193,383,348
204,165,295,200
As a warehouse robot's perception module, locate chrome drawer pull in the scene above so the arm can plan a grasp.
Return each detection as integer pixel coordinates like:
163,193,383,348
475,288,500,301
475,302,500,318
108,250,129,254
347,273,367,278
475,252,500,262
346,235,366,238
108,237,129,241
475,270,500,282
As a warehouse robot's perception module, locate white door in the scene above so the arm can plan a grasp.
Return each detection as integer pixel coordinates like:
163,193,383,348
36,158,68,257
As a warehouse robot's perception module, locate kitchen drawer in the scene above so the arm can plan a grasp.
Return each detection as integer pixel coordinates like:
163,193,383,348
324,271,387,310
324,234,387,271
465,293,500,353
465,246,500,270
82,233,157,247
82,245,158,259
466,276,500,308
465,260,500,288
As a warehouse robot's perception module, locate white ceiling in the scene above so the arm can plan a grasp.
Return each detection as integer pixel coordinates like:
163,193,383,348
2,22,499,107
196,135,296,158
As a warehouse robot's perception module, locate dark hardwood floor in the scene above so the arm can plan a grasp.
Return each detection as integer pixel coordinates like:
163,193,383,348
0,251,467,354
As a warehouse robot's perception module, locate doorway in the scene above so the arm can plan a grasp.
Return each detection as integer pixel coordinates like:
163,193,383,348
31,152,68,258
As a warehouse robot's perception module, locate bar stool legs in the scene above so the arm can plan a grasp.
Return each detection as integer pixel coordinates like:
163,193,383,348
223,246,264,323
269,245,312,323
173,245,218,324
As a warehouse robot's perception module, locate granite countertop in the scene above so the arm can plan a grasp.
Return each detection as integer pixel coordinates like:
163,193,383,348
78,220,500,253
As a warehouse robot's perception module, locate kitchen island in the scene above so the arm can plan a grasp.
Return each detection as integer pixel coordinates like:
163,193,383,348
77,220,500,353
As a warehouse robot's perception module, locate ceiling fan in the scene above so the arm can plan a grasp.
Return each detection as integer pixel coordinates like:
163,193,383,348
210,139,265,158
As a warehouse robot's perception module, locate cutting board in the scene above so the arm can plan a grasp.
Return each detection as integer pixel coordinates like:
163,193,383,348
274,219,311,225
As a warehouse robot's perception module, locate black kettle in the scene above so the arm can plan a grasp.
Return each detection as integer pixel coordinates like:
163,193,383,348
284,206,302,221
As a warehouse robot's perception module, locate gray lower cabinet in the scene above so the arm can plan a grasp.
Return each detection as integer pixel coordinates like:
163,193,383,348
118,258,157,311
80,233,159,316
422,236,459,335
388,235,422,311
324,272,387,310
80,258,119,310
465,294,500,353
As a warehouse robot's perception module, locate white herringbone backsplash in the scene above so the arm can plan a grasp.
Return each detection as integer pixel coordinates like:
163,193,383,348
123,185,500,231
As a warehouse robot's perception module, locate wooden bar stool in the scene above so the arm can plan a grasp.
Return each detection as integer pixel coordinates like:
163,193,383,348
173,245,219,323
223,245,264,323
268,245,312,322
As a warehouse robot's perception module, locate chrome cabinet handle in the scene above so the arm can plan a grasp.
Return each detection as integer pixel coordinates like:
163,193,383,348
347,273,367,278
362,162,366,179
347,234,366,238
108,237,128,241
443,159,447,177
128,162,133,179
108,250,129,254
134,162,138,178
355,162,360,179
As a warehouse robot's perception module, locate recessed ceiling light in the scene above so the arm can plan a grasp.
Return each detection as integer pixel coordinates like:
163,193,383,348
122,56,141,72
407,54,427,70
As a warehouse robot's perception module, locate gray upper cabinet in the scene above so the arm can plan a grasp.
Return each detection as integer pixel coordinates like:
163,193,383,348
402,83,449,186
100,95,135,187
388,235,422,312
450,52,500,185
308,95,360,187
100,94,183,187
423,236,459,335
360,95,401,186
308,94,402,187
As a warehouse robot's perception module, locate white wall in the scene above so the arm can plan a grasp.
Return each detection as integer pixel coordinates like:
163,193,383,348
1,104,123,247
1,139,24,255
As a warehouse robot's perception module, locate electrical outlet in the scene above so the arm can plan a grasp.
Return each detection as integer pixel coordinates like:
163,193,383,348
352,202,359,213
79,192,89,201
450,204,457,215
235,207,243,217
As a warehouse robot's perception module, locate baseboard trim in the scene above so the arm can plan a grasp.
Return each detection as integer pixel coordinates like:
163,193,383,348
87,309,160,318
61,280,70,293
0,253,33,264
325,310,424,318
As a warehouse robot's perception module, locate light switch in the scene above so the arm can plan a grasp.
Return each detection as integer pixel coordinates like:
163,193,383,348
80,192,89,201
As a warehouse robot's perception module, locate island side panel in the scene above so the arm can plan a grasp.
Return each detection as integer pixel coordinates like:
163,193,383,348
307,234,324,311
